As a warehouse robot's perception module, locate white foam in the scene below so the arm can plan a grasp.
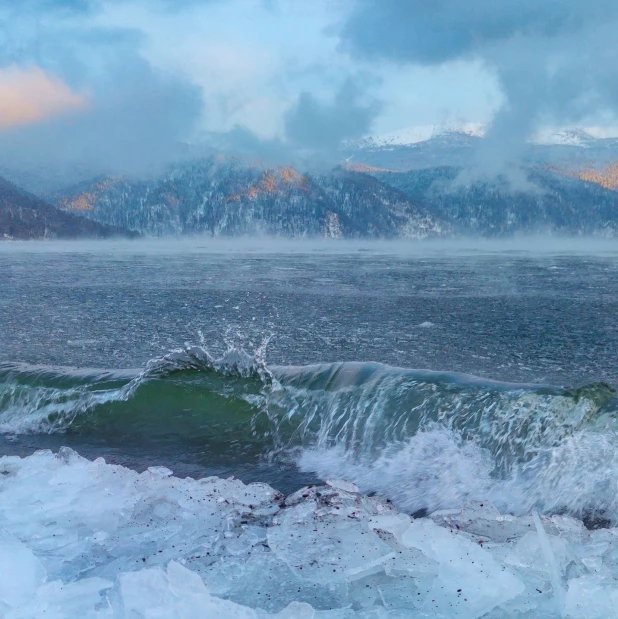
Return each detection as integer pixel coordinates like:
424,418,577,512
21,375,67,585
3,448,618,617
297,425,618,521
298,427,495,515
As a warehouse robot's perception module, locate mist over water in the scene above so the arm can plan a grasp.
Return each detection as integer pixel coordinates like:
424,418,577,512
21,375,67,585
3,235,618,256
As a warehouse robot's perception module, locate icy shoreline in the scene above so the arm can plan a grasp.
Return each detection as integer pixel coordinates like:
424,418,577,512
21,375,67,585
0,449,617,618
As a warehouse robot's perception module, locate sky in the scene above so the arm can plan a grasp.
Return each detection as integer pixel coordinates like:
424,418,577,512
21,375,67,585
1,0,617,176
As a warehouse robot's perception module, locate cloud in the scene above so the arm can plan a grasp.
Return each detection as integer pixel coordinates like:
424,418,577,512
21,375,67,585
340,0,618,159
0,0,375,182
0,65,87,129
0,1,204,182
0,55,203,179
340,0,617,65
198,78,381,170
202,125,291,165
285,79,381,151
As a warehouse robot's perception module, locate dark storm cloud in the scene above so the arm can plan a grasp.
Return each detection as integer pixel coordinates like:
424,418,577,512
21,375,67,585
284,79,381,151
341,0,618,158
198,78,381,169
341,0,617,64
204,125,292,165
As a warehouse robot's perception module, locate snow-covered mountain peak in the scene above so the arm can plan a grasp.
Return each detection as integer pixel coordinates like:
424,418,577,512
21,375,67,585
351,123,486,149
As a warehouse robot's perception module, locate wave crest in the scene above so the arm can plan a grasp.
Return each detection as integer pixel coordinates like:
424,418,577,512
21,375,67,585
2,348,618,520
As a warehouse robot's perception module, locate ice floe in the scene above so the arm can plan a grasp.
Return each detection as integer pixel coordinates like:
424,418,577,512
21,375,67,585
1,449,618,617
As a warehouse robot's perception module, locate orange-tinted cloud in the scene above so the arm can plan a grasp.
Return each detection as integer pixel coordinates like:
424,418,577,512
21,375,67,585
0,66,87,129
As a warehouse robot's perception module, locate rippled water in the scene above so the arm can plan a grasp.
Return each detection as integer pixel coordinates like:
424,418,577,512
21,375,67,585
2,237,618,513
2,238,618,385
5,238,618,618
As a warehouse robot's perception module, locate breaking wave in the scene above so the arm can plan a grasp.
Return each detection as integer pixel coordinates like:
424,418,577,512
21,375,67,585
2,345,618,521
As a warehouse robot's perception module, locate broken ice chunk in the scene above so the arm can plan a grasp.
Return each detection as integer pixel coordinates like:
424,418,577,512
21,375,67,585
147,466,173,478
325,479,359,494
0,530,47,609
113,562,261,618
460,500,501,521
268,601,317,618
344,570,423,612
224,525,268,556
376,575,422,611
367,513,411,542
112,565,174,615
434,501,537,543
505,530,571,575
6,578,113,619
533,511,566,614
284,485,321,507
267,601,357,618
201,547,347,613
166,560,209,597
401,519,525,618
565,575,618,619
200,477,283,521
383,546,439,579
550,514,587,543
492,572,555,618
268,506,395,584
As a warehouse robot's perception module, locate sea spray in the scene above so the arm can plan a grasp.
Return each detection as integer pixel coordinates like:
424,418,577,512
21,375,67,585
1,345,618,520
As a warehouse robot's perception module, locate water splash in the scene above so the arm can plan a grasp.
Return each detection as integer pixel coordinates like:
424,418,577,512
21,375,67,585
0,336,274,434
2,350,618,521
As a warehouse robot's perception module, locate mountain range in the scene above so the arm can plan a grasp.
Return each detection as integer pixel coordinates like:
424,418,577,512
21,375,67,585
374,166,618,237
47,159,618,239
343,128,618,172
3,127,618,241
48,160,447,239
